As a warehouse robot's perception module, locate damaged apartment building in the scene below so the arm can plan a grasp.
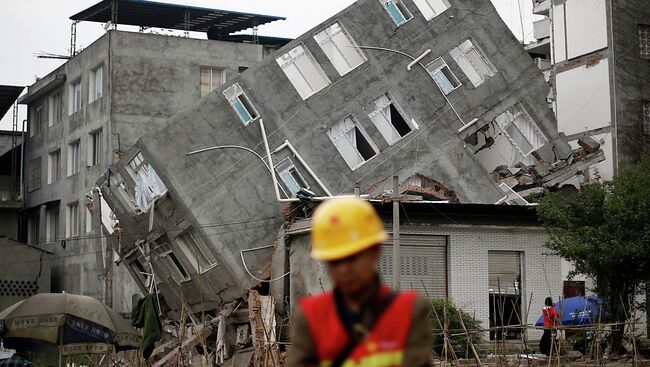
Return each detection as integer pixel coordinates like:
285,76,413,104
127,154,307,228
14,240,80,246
99,0,606,336
18,0,289,312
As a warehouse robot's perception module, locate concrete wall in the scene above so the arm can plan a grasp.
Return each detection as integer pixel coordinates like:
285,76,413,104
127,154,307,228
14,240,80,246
22,31,275,312
0,244,51,311
552,0,608,63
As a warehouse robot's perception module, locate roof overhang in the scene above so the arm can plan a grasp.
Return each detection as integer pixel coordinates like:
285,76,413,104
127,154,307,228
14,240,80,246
18,73,66,105
0,86,25,120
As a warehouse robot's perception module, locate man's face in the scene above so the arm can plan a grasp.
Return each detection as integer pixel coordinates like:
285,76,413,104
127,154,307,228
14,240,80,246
326,246,380,296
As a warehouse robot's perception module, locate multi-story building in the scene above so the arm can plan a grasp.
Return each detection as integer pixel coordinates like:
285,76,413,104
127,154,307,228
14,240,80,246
99,0,604,317
527,0,650,183
0,86,25,240
17,0,288,312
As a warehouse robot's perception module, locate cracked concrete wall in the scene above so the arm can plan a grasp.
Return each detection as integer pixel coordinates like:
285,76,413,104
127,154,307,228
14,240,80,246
0,245,51,311
101,0,561,313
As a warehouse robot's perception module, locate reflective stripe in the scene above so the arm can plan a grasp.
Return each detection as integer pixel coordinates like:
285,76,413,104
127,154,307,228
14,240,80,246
320,350,404,367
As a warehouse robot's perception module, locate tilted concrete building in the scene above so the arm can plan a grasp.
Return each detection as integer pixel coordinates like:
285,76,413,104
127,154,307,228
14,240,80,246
17,0,288,312
99,0,604,317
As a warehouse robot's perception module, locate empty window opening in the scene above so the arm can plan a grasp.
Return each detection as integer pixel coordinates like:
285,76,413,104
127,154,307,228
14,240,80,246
314,22,366,76
450,39,495,87
66,201,79,238
153,240,190,283
640,24,650,60
380,0,413,26
495,104,546,156
488,251,523,340
69,79,81,114
89,65,103,103
276,45,331,99
327,116,378,170
223,83,259,126
275,157,309,196
177,228,218,273
365,94,412,145
48,149,61,184
412,0,450,21
200,67,225,97
89,129,103,166
28,157,41,193
68,140,81,176
425,57,461,95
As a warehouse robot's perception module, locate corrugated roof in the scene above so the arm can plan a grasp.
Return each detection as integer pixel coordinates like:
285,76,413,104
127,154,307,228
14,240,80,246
70,0,285,35
0,86,24,121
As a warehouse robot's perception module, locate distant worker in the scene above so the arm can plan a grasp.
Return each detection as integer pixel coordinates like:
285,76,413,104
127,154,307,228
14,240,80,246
0,350,33,367
287,197,433,367
539,297,559,356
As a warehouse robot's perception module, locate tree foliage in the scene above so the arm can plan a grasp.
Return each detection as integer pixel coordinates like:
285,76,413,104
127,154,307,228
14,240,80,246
430,299,483,358
537,157,650,351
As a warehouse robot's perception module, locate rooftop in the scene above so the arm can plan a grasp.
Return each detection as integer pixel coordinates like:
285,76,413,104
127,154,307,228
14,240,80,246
70,0,286,36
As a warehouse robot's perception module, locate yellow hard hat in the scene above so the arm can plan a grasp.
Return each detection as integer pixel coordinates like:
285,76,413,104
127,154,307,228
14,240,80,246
311,197,387,261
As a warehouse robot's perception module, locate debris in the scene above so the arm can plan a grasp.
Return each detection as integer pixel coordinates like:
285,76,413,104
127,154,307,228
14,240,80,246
532,162,552,178
532,143,555,163
578,136,601,154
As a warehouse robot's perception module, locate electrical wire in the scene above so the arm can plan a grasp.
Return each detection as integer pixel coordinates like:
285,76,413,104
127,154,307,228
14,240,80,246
239,244,291,283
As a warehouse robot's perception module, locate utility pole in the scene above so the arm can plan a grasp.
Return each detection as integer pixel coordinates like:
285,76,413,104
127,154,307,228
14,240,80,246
392,176,401,290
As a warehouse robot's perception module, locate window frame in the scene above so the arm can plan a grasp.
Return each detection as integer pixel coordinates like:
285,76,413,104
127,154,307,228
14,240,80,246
495,103,547,157
49,89,63,126
364,93,413,145
449,39,496,88
275,157,310,196
69,79,82,114
89,64,103,103
412,0,451,21
425,57,462,95
223,83,260,126
200,66,225,97
314,22,367,76
68,139,81,176
276,44,331,100
326,115,379,170
46,206,59,242
176,228,219,274
152,240,191,283
88,128,103,166
66,201,80,238
48,148,61,184
379,0,414,26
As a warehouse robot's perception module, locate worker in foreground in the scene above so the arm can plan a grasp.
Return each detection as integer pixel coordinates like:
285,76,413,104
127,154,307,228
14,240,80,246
287,197,433,367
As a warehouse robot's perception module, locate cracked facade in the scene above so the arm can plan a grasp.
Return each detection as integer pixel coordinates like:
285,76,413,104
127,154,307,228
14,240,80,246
98,0,604,317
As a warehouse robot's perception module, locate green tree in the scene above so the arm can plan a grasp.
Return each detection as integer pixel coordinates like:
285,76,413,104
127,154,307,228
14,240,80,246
537,158,650,352
430,299,483,358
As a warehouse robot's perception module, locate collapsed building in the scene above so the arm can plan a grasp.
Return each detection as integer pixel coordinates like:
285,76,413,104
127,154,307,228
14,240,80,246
96,0,605,362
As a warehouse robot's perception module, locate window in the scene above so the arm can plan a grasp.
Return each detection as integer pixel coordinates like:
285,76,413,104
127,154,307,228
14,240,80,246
68,140,80,176
89,65,103,103
643,101,650,137
49,90,63,126
314,22,366,76
28,214,40,245
129,151,145,173
364,94,412,145
200,67,224,97
46,207,59,242
69,79,81,114
48,149,61,184
28,157,41,192
380,0,413,26
494,104,547,156
176,228,218,273
640,24,650,60
275,157,309,196
450,39,495,87
238,66,249,73
30,103,45,137
223,83,259,126
276,45,331,99
86,206,93,234
327,116,378,170
66,202,79,238
425,57,461,95
89,129,103,166
152,240,190,283
412,0,450,21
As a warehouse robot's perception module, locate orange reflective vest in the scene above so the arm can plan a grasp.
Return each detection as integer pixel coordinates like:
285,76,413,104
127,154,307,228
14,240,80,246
299,287,416,367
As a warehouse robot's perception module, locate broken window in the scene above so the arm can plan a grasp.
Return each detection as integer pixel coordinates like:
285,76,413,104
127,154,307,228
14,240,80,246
412,0,450,21
379,0,413,26
364,94,412,145
275,157,309,196
276,45,331,99
152,240,190,283
639,24,650,60
176,228,218,273
327,116,378,170
643,101,650,137
66,201,79,238
68,139,80,176
495,104,547,156
425,57,461,95
223,83,259,126
200,67,224,97
450,39,495,87
314,22,366,76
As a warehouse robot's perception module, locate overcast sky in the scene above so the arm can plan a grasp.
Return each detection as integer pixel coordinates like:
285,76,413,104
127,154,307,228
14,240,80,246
0,0,539,130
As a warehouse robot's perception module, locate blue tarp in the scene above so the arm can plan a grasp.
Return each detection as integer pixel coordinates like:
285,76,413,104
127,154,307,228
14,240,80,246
535,295,605,326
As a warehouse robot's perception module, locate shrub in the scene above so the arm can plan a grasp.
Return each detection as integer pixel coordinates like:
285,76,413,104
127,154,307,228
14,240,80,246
430,299,484,358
